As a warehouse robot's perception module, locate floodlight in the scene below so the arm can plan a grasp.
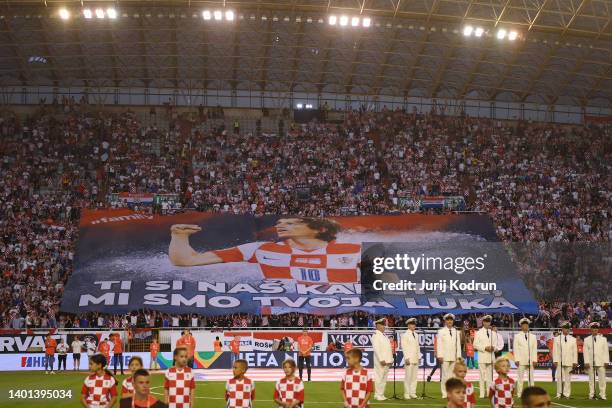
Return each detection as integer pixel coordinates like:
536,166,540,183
59,8,70,20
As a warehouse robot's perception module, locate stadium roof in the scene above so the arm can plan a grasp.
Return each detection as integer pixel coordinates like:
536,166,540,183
0,0,610,107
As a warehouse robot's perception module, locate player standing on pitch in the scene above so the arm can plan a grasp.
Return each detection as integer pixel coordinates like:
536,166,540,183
297,329,314,381
169,217,361,284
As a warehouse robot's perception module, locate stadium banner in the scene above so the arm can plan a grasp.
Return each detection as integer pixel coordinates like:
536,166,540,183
1,352,149,371
0,350,439,371
61,209,539,315
330,330,436,351
250,331,325,351
0,331,124,354
156,351,438,370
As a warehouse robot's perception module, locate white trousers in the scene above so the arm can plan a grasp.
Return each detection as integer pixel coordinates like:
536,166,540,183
556,366,572,397
403,364,418,398
478,363,494,397
516,365,535,395
587,366,606,398
374,361,390,398
440,361,456,397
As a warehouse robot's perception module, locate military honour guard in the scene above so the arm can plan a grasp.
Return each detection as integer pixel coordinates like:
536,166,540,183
552,321,577,399
371,318,393,401
436,313,462,398
513,318,538,396
474,315,499,398
583,322,608,400
400,317,420,400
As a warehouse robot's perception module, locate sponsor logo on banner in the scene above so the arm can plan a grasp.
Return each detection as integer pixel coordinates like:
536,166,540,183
193,351,224,369
252,331,324,351
0,334,70,353
0,352,150,371
0,331,129,354
327,332,373,348
329,330,437,350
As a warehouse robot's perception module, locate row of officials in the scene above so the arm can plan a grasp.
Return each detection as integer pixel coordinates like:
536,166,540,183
371,314,609,400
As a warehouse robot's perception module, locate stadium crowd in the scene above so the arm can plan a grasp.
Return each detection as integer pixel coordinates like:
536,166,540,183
0,107,610,330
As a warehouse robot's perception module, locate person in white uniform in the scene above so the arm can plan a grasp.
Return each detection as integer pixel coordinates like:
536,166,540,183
436,313,462,398
473,315,498,398
372,318,393,401
401,318,420,399
584,322,608,400
513,318,538,395
553,321,578,399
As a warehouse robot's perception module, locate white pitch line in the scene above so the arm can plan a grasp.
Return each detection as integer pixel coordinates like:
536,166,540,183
551,402,579,408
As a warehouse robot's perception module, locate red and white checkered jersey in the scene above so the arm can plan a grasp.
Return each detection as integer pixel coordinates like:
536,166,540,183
340,368,373,408
464,381,476,408
121,377,134,395
488,377,515,408
164,366,196,408
213,240,361,283
225,377,256,408
81,373,117,407
273,376,304,407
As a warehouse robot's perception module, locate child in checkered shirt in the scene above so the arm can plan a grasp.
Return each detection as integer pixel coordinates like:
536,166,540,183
341,348,373,408
274,359,304,408
225,359,255,408
164,347,196,408
445,378,467,408
80,353,118,408
121,356,144,398
488,357,516,408
453,358,476,408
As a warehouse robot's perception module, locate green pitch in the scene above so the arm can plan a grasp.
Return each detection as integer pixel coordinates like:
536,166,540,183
0,371,608,407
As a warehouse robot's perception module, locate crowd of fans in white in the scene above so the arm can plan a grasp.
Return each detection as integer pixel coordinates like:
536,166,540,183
0,106,610,330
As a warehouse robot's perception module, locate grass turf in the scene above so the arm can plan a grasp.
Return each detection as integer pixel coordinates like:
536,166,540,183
0,371,608,407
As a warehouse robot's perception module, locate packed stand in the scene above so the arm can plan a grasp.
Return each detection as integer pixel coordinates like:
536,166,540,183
0,107,610,329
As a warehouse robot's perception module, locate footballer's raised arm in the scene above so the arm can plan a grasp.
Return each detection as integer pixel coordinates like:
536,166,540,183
169,224,224,266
